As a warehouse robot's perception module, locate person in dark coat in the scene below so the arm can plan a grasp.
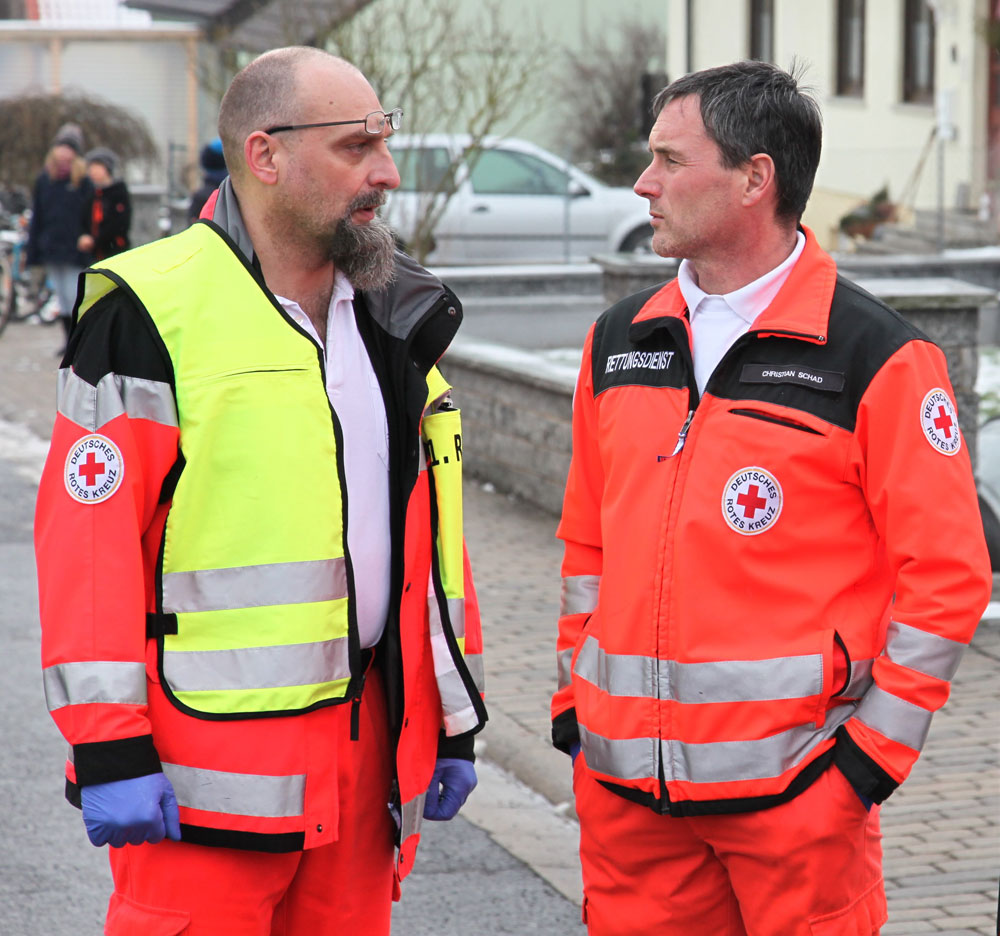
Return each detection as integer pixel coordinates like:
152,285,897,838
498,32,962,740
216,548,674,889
187,138,228,224
79,148,132,261
26,123,94,345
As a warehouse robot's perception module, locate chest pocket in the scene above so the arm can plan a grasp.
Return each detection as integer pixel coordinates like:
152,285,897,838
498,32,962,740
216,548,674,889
728,407,826,436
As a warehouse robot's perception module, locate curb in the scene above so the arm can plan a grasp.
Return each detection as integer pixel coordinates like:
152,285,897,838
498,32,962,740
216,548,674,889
476,709,576,820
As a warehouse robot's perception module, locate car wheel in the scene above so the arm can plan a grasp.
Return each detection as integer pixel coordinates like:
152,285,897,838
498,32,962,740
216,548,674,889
980,495,1000,571
620,225,654,254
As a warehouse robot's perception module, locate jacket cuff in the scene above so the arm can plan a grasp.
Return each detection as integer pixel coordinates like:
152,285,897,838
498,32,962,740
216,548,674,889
833,724,899,804
72,734,162,788
436,729,475,762
551,708,579,755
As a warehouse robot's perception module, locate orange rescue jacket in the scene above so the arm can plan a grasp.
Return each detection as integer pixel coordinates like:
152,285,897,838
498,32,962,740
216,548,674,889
552,228,990,814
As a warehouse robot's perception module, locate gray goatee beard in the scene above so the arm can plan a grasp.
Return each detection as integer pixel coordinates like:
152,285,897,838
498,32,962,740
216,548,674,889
328,193,397,293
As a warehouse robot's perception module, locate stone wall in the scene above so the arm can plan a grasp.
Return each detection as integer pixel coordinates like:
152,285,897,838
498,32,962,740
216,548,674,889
443,341,576,516
445,278,995,516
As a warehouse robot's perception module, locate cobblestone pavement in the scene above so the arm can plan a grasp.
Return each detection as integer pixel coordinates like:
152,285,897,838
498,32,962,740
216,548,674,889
3,318,998,934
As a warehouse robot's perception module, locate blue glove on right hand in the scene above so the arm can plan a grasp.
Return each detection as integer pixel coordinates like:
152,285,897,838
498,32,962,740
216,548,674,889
569,742,581,764
81,772,181,848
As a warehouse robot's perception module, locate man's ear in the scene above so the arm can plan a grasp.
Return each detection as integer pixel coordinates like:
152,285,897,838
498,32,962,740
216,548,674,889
742,152,777,210
244,131,280,186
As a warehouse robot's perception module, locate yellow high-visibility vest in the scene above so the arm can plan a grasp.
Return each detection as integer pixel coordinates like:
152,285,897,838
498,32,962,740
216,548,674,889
79,223,356,717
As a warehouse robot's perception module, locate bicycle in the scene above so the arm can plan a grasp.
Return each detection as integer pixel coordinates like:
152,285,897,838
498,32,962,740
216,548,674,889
0,209,57,338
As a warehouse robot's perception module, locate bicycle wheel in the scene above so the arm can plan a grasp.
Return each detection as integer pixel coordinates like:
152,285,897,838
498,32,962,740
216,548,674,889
0,251,14,337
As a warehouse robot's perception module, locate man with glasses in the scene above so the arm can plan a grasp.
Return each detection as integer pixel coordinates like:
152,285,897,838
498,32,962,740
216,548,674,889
36,46,485,934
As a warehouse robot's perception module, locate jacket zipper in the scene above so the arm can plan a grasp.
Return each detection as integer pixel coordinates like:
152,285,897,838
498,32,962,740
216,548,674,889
655,324,823,802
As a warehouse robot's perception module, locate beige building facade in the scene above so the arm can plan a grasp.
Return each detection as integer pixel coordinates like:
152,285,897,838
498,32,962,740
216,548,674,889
663,0,999,248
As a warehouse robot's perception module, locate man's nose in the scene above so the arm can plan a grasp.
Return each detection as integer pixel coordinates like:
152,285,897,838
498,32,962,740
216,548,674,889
371,142,401,191
634,165,658,200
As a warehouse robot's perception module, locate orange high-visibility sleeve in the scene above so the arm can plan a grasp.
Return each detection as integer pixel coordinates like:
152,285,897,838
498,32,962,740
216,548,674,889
835,337,991,799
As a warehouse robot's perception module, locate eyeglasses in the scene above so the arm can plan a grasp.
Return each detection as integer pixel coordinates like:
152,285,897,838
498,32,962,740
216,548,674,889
265,108,403,136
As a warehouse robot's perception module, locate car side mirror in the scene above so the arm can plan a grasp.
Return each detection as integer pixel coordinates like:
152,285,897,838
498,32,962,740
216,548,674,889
567,178,589,198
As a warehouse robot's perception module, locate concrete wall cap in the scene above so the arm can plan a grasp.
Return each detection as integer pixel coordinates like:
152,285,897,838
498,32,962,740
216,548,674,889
853,277,998,308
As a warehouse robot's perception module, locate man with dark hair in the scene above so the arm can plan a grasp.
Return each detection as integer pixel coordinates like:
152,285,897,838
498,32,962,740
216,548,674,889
551,60,989,935
36,46,485,934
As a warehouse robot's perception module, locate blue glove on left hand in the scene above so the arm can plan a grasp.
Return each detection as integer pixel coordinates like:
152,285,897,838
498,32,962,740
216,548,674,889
81,772,181,848
423,757,477,821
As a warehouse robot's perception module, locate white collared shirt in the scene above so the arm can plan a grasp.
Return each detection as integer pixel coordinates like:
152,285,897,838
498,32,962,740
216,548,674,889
276,272,391,648
678,231,806,396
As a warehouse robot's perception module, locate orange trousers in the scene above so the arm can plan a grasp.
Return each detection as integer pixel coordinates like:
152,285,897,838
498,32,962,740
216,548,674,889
104,669,394,936
574,756,887,936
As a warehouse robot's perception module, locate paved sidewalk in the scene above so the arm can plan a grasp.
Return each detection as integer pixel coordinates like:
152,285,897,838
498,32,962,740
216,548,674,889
3,318,998,934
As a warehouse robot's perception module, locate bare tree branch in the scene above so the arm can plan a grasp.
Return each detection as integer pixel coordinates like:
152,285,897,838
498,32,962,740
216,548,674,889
555,17,666,185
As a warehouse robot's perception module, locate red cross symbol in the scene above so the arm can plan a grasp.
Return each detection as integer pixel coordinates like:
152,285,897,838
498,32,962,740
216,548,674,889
78,451,106,487
933,405,953,438
737,484,767,519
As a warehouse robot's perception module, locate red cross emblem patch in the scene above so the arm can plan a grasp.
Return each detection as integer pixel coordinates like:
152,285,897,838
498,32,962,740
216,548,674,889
920,389,961,456
722,467,783,535
64,434,124,503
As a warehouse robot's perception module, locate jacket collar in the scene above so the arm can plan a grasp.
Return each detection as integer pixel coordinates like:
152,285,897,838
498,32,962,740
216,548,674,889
208,177,453,345
631,226,836,345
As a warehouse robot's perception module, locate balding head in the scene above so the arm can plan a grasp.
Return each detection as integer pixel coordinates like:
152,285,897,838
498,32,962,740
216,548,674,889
218,46,362,182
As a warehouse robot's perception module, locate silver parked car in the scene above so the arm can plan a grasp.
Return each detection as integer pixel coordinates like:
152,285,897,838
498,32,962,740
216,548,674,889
383,134,654,265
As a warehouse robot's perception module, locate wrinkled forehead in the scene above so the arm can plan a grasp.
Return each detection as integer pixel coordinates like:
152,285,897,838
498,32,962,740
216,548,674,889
294,59,382,124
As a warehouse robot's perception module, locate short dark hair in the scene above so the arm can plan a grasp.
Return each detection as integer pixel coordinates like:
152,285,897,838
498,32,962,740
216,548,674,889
653,60,822,222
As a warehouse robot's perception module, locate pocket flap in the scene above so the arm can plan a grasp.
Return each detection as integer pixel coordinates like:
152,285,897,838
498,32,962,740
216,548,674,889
106,892,191,936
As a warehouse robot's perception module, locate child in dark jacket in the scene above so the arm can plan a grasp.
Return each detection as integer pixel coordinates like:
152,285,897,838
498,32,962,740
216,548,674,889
78,148,131,261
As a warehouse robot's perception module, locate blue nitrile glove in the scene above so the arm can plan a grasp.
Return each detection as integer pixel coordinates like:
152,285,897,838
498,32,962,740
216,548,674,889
569,742,581,764
423,758,477,821
81,773,181,847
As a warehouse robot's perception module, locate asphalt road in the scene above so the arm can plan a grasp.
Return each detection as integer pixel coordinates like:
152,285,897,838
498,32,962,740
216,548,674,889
457,294,604,351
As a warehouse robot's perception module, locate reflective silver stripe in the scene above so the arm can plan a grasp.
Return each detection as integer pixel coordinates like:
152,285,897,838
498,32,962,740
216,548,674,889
670,655,822,704
43,661,147,711
400,792,426,842
664,705,854,783
560,575,600,617
447,597,465,639
161,762,305,818
162,557,347,613
574,636,654,697
854,684,934,752
444,705,480,736
58,368,178,432
428,595,465,639
843,658,874,698
557,647,574,691
437,667,474,716
579,726,658,781
163,637,350,692
573,635,823,703
464,651,485,695
886,620,966,682
580,705,855,785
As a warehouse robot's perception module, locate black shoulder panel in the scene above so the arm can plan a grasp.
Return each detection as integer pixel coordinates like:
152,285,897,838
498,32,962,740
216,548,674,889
65,288,174,389
708,275,927,432
591,283,689,397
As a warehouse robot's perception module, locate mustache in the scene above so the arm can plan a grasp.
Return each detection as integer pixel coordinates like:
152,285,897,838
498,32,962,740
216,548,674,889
348,191,387,213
